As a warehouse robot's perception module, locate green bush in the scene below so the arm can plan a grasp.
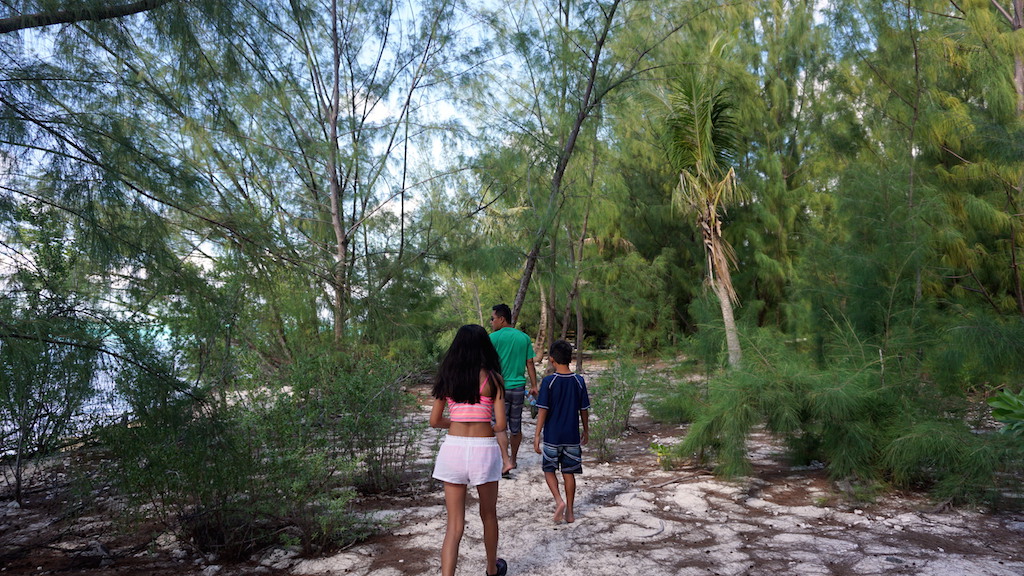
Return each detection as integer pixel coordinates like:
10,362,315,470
589,357,645,461
881,419,1008,504
0,315,100,504
663,326,1021,504
101,347,421,559
282,351,426,493
931,316,1024,395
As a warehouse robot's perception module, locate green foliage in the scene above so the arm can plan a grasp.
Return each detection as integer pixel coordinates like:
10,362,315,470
0,204,108,502
588,357,645,461
646,380,702,426
0,315,100,503
102,346,420,558
583,250,676,353
674,365,762,478
650,442,676,471
687,295,728,372
665,325,1021,504
881,419,1014,504
989,389,1024,435
3,0,1024,527
280,347,426,493
931,316,1024,394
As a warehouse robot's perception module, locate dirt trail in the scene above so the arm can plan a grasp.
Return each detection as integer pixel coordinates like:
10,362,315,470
5,366,1023,576
292,398,1024,576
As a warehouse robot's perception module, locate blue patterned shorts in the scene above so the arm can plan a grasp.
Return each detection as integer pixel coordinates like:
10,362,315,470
541,443,583,474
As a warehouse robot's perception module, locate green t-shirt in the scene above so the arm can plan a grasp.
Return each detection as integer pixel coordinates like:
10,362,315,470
489,327,534,390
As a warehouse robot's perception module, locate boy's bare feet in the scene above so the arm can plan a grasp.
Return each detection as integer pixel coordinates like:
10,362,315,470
553,501,566,523
565,509,575,523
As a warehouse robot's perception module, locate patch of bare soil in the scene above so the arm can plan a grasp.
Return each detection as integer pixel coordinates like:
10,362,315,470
4,365,1024,576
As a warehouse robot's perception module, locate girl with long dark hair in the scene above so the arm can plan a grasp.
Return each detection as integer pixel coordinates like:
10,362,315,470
430,324,512,576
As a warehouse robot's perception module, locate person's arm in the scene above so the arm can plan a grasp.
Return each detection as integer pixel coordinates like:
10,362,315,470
527,357,539,397
492,386,513,472
579,409,589,445
429,398,450,430
578,376,590,445
533,407,548,453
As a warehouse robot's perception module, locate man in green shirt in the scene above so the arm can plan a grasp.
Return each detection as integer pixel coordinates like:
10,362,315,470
489,303,539,472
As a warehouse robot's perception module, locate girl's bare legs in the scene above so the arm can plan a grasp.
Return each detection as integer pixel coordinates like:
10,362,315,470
441,482,467,576
543,471,565,523
477,480,500,575
563,473,576,522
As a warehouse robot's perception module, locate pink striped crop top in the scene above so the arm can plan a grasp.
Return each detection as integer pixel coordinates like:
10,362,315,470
447,377,495,423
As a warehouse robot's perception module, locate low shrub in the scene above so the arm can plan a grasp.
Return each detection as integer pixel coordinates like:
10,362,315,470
661,327,1024,506
588,357,645,461
100,349,422,558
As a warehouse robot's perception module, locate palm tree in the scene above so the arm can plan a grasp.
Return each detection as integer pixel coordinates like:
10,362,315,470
661,40,744,367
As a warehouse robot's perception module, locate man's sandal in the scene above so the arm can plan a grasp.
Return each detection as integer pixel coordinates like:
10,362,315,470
486,557,508,576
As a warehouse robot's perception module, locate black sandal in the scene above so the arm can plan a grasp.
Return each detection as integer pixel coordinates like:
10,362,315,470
486,557,508,576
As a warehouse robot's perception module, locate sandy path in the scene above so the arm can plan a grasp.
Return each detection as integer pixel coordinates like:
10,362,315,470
291,400,1024,576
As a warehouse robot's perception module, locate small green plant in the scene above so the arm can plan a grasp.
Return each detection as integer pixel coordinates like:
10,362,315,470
650,443,675,470
989,389,1024,434
841,479,882,504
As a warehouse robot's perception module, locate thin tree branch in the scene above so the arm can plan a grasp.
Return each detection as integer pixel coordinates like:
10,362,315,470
0,329,189,394
989,0,1015,24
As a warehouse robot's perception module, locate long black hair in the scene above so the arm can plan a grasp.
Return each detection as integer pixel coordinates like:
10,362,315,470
433,324,505,404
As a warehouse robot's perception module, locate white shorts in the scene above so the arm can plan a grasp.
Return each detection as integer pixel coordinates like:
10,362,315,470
432,435,502,487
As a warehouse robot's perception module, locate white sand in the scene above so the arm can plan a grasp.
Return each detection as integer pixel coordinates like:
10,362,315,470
292,406,1024,576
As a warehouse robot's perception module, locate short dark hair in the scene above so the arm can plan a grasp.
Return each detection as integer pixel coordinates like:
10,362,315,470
548,339,573,366
491,303,512,323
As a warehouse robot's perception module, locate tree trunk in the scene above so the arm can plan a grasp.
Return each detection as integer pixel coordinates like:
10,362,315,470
1015,52,1023,114
511,243,540,326
559,298,573,340
559,226,581,340
1012,220,1024,318
328,0,347,343
574,297,585,372
537,279,550,362
545,282,556,355
1015,0,1023,115
561,213,589,360
699,204,741,368
510,0,622,325
1007,0,1024,315
473,280,484,326
713,278,742,368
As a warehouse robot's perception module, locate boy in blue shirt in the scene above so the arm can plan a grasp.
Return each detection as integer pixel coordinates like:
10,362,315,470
533,339,590,524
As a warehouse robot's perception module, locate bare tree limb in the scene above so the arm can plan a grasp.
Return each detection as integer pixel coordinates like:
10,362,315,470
988,0,1015,24
0,0,173,34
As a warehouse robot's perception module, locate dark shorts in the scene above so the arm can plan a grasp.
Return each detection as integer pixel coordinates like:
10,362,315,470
504,387,525,435
541,443,583,474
